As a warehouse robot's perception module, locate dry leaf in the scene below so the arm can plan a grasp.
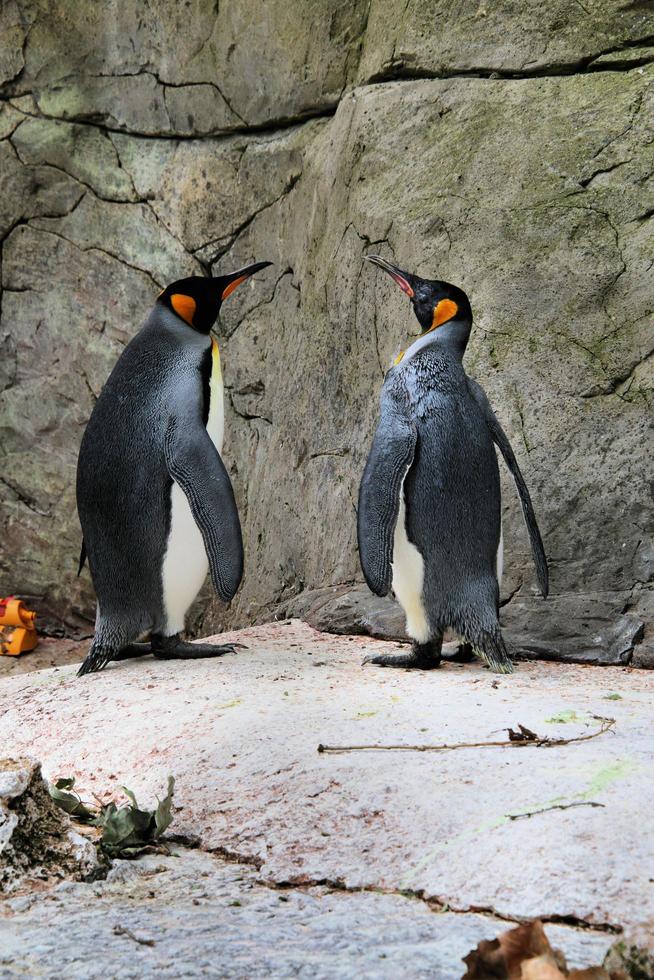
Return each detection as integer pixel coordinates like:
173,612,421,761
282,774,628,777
462,936,509,978
462,921,613,980
521,954,567,979
463,921,558,979
567,969,611,979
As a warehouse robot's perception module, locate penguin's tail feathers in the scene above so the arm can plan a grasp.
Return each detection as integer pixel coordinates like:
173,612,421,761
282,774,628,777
77,620,129,677
77,639,114,676
474,630,514,675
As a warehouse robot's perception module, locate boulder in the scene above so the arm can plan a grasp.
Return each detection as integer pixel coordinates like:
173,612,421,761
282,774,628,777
0,758,99,893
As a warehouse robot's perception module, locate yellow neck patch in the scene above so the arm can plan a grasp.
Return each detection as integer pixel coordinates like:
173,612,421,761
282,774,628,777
431,298,458,330
211,337,222,378
393,298,459,366
170,293,196,326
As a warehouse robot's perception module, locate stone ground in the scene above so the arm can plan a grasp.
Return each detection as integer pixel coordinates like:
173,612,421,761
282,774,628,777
0,636,89,676
1,620,653,977
0,850,613,979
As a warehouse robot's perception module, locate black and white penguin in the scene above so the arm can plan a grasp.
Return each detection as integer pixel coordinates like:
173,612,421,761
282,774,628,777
358,255,548,673
76,262,271,676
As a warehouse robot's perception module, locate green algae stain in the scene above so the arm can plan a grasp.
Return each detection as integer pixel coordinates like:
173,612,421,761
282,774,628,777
218,698,242,710
603,693,623,700
545,709,585,724
401,814,508,887
402,761,640,889
355,710,378,719
581,760,638,799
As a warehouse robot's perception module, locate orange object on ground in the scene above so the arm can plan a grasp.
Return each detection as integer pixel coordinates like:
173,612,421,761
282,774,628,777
0,597,38,656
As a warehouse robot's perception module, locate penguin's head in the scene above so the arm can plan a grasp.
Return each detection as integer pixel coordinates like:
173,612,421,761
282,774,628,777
365,254,472,350
159,262,272,334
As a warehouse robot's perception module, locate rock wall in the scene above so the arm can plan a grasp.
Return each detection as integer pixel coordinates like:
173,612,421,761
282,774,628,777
1,1,652,662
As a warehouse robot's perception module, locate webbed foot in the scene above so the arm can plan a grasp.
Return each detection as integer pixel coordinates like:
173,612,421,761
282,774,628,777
441,641,475,663
363,638,442,670
77,640,145,676
151,633,246,660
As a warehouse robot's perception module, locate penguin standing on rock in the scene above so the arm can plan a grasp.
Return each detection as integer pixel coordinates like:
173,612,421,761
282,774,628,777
358,255,548,673
76,263,271,676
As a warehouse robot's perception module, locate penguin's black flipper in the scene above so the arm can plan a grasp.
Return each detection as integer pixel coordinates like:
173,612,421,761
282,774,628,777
164,410,244,603
467,379,549,598
358,380,417,597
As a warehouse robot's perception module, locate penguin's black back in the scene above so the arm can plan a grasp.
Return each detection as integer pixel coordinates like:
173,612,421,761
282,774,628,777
398,346,501,624
76,306,210,634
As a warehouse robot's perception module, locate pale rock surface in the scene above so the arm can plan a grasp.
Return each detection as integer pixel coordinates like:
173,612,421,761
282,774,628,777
0,849,615,979
0,622,652,942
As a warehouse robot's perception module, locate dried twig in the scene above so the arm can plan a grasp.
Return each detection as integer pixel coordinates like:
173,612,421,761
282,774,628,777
317,716,615,754
113,924,156,947
506,801,605,821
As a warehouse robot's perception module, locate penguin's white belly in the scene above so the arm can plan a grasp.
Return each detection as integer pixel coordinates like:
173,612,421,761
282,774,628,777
391,490,430,644
161,342,224,634
161,484,209,634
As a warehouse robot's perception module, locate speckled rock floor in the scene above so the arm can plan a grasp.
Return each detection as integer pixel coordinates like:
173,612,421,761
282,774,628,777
1,620,652,976
0,849,614,979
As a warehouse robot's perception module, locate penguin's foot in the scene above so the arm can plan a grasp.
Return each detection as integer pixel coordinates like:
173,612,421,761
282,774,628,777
112,642,153,661
78,642,153,675
363,639,442,670
151,633,246,660
441,641,475,663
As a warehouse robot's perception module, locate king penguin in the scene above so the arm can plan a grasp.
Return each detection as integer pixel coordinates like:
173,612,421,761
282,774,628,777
76,262,271,676
358,255,548,673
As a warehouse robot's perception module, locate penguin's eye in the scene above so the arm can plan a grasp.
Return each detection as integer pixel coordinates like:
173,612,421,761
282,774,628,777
170,293,197,326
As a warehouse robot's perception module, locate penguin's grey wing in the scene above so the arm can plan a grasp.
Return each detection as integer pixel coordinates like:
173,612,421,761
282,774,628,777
467,378,549,598
164,402,243,603
358,380,417,597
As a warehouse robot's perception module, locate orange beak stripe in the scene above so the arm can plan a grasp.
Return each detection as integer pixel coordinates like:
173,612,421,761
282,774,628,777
221,274,249,301
170,293,197,326
431,298,458,330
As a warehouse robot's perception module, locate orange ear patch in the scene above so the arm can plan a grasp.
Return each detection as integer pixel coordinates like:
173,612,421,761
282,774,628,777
431,298,458,330
221,274,248,301
170,293,197,325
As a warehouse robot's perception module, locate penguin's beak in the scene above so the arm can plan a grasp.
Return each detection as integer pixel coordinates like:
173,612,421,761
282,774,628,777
218,261,273,301
365,255,415,298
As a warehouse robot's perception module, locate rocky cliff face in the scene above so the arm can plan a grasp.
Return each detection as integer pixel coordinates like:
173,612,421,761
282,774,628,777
1,1,652,664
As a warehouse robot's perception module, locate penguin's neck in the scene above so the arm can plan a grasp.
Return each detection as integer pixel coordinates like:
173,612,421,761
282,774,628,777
207,338,224,454
400,317,471,365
